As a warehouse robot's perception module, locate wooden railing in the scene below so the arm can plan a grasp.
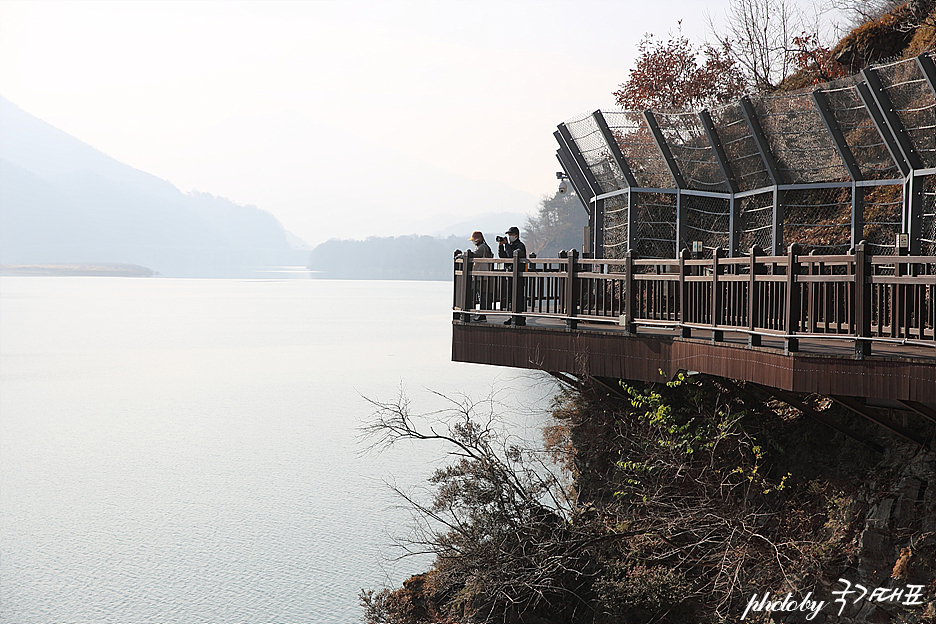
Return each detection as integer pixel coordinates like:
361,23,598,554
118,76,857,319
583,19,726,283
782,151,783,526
453,244,936,358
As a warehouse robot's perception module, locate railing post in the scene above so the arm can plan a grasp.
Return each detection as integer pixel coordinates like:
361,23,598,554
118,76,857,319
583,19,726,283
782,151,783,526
453,253,461,319
678,248,691,338
460,250,474,323
510,250,526,327
622,251,636,335
748,245,762,347
784,243,802,354
711,248,726,343
807,250,818,335
854,242,871,359
565,249,579,331
895,233,909,338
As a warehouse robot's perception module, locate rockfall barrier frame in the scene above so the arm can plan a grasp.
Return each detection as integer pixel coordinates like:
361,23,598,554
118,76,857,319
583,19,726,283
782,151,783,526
556,52,936,262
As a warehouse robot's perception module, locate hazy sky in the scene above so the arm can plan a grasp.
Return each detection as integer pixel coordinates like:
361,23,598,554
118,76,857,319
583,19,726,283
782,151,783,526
0,0,836,244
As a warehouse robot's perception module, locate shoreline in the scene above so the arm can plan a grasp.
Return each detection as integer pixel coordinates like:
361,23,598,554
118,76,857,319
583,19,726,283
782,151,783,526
0,263,155,277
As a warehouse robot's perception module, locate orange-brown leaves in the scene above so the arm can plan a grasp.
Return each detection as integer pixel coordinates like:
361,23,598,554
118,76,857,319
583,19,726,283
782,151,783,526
613,34,747,113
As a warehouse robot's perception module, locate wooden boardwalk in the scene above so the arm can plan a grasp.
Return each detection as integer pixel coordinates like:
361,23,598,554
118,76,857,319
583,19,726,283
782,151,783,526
451,250,936,406
453,317,934,403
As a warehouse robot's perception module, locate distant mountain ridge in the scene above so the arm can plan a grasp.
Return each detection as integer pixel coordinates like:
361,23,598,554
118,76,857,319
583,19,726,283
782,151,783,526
307,234,463,280
0,96,306,277
150,109,539,248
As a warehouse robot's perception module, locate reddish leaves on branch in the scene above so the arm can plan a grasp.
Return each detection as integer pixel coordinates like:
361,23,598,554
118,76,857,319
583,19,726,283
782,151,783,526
789,33,849,85
613,32,747,113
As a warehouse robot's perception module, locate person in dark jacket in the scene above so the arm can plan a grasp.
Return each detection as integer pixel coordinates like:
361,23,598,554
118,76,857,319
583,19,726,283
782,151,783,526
468,231,493,322
496,226,527,325
497,226,526,261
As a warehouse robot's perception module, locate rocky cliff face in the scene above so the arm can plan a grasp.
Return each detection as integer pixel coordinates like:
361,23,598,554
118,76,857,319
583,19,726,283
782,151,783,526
818,442,935,623
361,376,936,623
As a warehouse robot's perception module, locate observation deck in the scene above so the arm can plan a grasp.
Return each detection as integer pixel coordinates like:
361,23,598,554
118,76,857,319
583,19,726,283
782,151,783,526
453,53,936,449
451,249,935,448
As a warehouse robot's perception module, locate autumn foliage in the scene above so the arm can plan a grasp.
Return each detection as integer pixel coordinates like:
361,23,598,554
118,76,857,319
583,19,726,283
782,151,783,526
613,33,747,113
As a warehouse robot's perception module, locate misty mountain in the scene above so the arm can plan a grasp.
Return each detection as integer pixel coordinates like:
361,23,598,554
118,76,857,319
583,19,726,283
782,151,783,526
0,96,306,277
417,211,531,240
150,110,539,246
307,235,464,280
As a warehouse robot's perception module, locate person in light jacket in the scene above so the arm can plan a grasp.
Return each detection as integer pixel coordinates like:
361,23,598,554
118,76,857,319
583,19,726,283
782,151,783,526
469,231,493,259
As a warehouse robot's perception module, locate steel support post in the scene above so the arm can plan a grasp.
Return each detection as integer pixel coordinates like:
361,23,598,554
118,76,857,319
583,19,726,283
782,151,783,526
699,109,739,193
740,97,783,255
556,140,596,206
851,183,865,250
593,198,605,260
557,124,605,258
642,110,686,189
860,69,922,172
557,124,603,197
676,190,685,258
855,82,910,178
812,89,863,182
739,97,781,186
627,189,637,254
773,187,783,256
557,148,595,256
916,52,936,101
592,110,639,188
700,109,739,256
907,174,923,255
727,195,739,256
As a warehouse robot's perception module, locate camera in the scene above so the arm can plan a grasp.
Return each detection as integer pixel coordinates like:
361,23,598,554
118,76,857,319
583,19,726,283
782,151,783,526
496,235,507,243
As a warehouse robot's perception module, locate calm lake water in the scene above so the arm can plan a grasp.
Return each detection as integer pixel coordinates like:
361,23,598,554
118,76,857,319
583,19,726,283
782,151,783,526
0,277,555,623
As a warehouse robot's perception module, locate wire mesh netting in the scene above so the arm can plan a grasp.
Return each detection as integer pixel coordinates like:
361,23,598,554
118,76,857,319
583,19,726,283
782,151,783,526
922,174,936,256
601,111,673,189
654,111,730,193
875,56,936,169
683,195,731,257
561,52,936,259
708,102,774,192
822,81,901,180
781,187,852,254
634,192,677,258
603,193,629,259
738,192,775,253
864,184,904,255
752,93,849,184
563,112,627,194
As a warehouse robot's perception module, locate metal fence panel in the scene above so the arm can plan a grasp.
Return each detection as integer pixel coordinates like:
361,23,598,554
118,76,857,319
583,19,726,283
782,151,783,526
560,51,936,259
752,92,849,184
875,57,936,168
